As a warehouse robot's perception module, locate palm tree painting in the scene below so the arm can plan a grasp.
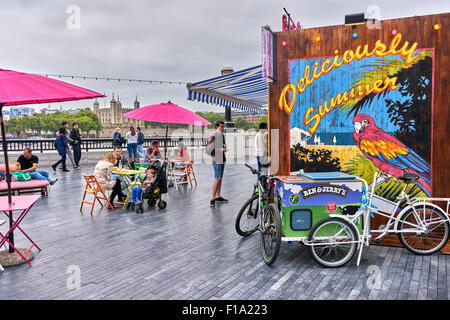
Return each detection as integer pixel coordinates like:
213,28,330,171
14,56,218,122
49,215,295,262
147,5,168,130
289,49,434,200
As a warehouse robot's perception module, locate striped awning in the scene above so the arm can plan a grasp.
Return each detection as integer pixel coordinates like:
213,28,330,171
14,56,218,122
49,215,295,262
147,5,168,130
186,65,267,114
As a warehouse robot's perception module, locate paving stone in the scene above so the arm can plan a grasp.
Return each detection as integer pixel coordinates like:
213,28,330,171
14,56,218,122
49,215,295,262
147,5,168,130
0,163,447,300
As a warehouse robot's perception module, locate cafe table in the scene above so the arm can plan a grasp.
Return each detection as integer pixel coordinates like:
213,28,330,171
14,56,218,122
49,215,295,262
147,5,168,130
0,195,41,266
112,168,146,208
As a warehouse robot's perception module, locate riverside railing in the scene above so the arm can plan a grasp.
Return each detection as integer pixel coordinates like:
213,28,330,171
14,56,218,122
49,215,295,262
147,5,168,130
0,137,209,153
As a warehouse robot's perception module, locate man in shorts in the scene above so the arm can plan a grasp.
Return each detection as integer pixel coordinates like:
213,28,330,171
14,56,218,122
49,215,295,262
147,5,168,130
206,120,228,207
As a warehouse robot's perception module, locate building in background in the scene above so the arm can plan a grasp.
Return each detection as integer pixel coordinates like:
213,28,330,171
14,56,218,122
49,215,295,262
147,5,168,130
218,108,268,123
9,106,35,118
93,94,146,137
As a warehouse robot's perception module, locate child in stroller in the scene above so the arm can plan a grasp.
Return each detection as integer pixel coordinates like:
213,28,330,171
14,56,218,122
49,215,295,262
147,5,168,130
127,160,168,213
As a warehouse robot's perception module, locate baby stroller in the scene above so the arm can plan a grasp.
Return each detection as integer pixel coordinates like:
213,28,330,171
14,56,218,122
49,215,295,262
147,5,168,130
135,158,168,213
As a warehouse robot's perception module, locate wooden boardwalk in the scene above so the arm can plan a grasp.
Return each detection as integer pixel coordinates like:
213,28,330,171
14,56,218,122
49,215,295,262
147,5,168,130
0,163,449,300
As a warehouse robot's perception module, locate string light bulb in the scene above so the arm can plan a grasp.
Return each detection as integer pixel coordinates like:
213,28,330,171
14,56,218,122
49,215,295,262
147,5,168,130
315,36,321,42
282,40,287,47
434,24,440,30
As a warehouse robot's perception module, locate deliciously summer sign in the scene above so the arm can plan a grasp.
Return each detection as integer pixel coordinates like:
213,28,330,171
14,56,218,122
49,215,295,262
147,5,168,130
283,32,433,198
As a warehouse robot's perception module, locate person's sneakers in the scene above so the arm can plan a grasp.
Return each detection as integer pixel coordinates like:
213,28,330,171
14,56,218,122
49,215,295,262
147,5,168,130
59,165,63,169
215,197,228,202
49,178,58,186
210,199,215,207
74,165,82,169
107,204,120,210
51,163,57,172
62,167,70,172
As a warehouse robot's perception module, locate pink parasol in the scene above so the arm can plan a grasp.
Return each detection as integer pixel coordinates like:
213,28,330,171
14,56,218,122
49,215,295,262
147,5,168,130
0,68,104,254
122,101,211,126
123,101,211,156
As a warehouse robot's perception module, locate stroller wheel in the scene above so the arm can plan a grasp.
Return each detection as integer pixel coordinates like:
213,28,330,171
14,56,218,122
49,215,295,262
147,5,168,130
136,203,144,214
158,200,167,210
126,202,131,211
148,199,157,207
131,202,135,210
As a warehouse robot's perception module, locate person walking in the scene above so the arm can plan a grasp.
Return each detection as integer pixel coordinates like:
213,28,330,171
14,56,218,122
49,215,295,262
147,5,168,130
136,126,145,161
61,121,77,169
126,126,139,167
206,120,228,207
113,128,126,147
255,122,269,187
52,126,70,172
94,152,126,209
70,122,82,169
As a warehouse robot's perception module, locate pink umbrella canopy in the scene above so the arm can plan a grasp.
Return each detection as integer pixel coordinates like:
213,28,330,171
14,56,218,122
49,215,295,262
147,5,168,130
0,68,105,106
123,101,211,125
0,68,105,255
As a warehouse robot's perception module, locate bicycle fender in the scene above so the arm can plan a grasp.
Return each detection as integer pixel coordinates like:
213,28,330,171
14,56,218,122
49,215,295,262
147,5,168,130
328,214,361,240
393,202,446,230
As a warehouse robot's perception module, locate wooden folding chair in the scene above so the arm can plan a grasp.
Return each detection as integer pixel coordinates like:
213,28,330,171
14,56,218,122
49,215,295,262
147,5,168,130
186,161,197,188
80,174,114,215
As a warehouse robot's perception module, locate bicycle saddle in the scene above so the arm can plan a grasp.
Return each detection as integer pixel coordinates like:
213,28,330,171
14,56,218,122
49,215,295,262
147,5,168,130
398,173,419,183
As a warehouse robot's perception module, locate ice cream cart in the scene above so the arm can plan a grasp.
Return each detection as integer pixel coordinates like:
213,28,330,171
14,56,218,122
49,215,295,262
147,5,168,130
273,172,364,267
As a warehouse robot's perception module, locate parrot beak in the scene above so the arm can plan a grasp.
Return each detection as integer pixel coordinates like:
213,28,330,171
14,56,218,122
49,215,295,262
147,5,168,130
354,122,362,134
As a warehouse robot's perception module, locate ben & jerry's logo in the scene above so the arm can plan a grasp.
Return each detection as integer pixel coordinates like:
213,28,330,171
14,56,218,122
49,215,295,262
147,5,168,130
301,184,349,199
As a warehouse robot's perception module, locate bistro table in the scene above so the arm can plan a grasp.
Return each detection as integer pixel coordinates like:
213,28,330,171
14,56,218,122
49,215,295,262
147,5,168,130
0,195,41,267
112,168,146,208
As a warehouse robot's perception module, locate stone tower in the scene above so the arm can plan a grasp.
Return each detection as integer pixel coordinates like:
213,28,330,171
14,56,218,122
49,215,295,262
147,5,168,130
110,93,117,124
134,95,140,109
93,99,99,113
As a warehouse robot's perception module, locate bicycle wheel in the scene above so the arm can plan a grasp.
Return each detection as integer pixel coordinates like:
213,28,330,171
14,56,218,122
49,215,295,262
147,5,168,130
308,217,358,268
260,204,282,265
235,193,260,236
397,204,449,254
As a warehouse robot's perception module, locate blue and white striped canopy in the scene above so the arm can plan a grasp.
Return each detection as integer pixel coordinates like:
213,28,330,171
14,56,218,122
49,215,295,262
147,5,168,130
186,65,267,114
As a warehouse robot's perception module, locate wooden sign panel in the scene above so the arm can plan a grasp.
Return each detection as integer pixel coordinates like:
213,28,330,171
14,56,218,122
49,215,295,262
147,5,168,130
268,13,450,249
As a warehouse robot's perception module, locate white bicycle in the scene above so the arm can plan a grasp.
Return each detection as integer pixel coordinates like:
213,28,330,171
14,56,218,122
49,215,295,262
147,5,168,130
307,171,450,267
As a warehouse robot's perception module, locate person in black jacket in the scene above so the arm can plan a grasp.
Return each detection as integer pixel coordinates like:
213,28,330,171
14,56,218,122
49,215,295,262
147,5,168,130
52,127,70,172
70,122,82,169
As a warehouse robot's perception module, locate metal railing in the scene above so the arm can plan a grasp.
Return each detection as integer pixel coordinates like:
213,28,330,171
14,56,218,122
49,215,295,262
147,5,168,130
0,137,209,153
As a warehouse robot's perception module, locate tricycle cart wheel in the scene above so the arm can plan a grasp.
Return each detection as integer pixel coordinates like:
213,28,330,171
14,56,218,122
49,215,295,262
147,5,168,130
397,204,449,255
235,193,260,236
260,204,281,265
308,217,358,268
148,199,157,207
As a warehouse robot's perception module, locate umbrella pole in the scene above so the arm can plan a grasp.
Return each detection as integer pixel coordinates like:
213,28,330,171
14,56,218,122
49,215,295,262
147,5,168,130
165,125,168,157
0,104,14,253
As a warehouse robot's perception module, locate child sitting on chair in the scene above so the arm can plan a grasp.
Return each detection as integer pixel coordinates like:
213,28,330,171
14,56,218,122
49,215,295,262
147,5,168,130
127,167,156,210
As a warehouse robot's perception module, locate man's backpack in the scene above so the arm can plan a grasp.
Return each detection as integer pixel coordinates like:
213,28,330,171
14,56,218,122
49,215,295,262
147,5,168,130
205,135,215,156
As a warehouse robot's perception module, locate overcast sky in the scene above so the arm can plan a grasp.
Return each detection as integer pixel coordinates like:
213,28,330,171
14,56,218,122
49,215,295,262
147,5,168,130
1,0,448,113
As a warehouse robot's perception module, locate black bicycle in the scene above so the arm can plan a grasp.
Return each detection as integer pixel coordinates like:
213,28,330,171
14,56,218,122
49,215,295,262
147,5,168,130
236,164,282,265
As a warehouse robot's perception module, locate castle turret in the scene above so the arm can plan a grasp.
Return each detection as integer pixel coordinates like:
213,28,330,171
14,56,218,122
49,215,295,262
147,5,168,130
93,99,99,113
110,93,117,124
134,95,140,109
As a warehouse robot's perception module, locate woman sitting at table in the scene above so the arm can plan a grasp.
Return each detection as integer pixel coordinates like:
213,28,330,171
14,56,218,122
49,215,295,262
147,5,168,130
94,152,126,209
173,142,191,162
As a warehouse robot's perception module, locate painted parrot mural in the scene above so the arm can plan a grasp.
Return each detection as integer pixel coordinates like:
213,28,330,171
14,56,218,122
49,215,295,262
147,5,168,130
352,114,431,196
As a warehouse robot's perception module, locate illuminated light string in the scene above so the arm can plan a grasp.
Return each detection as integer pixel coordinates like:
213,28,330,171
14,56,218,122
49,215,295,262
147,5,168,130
39,73,187,85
